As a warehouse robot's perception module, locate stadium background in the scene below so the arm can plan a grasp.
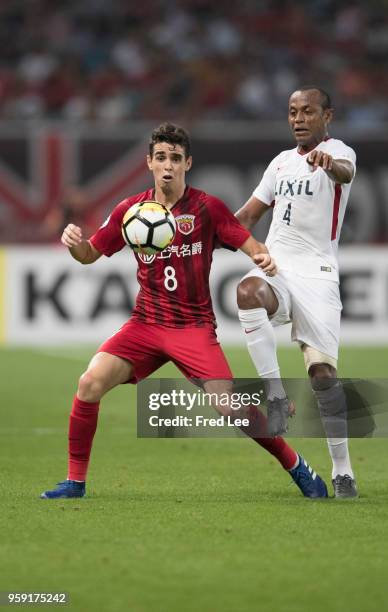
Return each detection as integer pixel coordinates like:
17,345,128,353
1,2,387,612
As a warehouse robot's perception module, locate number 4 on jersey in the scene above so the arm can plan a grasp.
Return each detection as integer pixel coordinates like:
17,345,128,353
283,202,292,225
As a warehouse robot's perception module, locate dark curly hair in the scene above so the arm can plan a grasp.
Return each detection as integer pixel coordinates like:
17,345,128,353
149,122,191,159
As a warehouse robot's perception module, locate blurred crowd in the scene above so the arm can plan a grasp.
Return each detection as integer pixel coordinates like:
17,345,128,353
0,0,387,126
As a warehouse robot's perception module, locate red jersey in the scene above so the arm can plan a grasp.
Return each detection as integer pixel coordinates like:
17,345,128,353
90,186,250,328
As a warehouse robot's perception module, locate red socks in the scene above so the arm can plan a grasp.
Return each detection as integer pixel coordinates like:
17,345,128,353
254,434,298,471
68,395,100,481
245,406,298,471
67,397,297,481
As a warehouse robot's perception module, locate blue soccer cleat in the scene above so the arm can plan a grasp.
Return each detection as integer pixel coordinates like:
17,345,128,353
40,480,86,499
289,455,328,498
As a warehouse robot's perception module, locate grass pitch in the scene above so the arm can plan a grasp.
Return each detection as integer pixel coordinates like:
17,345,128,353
1,345,388,612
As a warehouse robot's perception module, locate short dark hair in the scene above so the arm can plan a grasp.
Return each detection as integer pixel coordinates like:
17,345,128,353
149,122,191,158
295,85,332,110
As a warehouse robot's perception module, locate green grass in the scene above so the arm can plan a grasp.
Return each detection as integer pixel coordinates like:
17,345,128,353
1,345,388,612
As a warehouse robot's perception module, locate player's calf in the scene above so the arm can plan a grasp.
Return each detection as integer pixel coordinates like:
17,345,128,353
309,362,356,490
311,375,348,439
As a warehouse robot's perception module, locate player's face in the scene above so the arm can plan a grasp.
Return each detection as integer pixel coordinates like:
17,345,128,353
147,143,192,192
288,90,333,150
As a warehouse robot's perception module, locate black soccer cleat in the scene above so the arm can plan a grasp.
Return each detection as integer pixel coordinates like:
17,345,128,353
332,474,358,498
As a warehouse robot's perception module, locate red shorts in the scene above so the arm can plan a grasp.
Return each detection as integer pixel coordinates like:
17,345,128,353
97,319,233,383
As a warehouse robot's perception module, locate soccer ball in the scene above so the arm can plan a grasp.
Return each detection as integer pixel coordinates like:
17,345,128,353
121,200,176,254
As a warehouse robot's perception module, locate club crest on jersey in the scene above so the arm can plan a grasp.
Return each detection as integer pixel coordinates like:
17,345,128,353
175,214,195,235
138,253,156,264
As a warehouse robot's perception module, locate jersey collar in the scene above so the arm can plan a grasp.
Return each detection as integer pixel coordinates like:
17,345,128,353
151,185,191,210
297,136,331,156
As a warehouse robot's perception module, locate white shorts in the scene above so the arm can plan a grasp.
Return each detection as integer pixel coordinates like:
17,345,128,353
241,267,342,360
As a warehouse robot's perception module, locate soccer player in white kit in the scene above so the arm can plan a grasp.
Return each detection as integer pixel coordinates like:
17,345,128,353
236,86,358,498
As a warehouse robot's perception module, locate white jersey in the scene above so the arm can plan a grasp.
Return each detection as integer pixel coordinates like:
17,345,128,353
253,137,356,281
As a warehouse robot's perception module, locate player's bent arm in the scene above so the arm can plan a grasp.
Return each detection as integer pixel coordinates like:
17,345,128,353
325,159,354,184
240,235,267,257
69,240,102,264
61,224,102,264
239,236,277,276
307,150,354,184
235,196,270,230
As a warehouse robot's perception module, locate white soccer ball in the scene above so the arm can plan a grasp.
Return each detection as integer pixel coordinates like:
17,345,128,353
121,200,176,255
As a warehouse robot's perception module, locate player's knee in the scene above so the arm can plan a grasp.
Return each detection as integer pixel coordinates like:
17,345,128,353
303,346,337,378
237,277,269,310
309,362,336,383
78,370,105,402
310,374,337,396
310,365,338,408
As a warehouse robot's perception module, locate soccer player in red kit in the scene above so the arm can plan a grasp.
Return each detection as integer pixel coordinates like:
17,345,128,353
41,123,327,499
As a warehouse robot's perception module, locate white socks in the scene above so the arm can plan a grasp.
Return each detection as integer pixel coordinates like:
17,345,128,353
238,307,286,401
327,438,354,479
240,307,355,479
311,378,354,479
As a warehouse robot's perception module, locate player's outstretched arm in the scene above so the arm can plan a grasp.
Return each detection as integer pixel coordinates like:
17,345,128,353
235,196,270,230
239,235,277,276
307,151,354,184
61,224,102,264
